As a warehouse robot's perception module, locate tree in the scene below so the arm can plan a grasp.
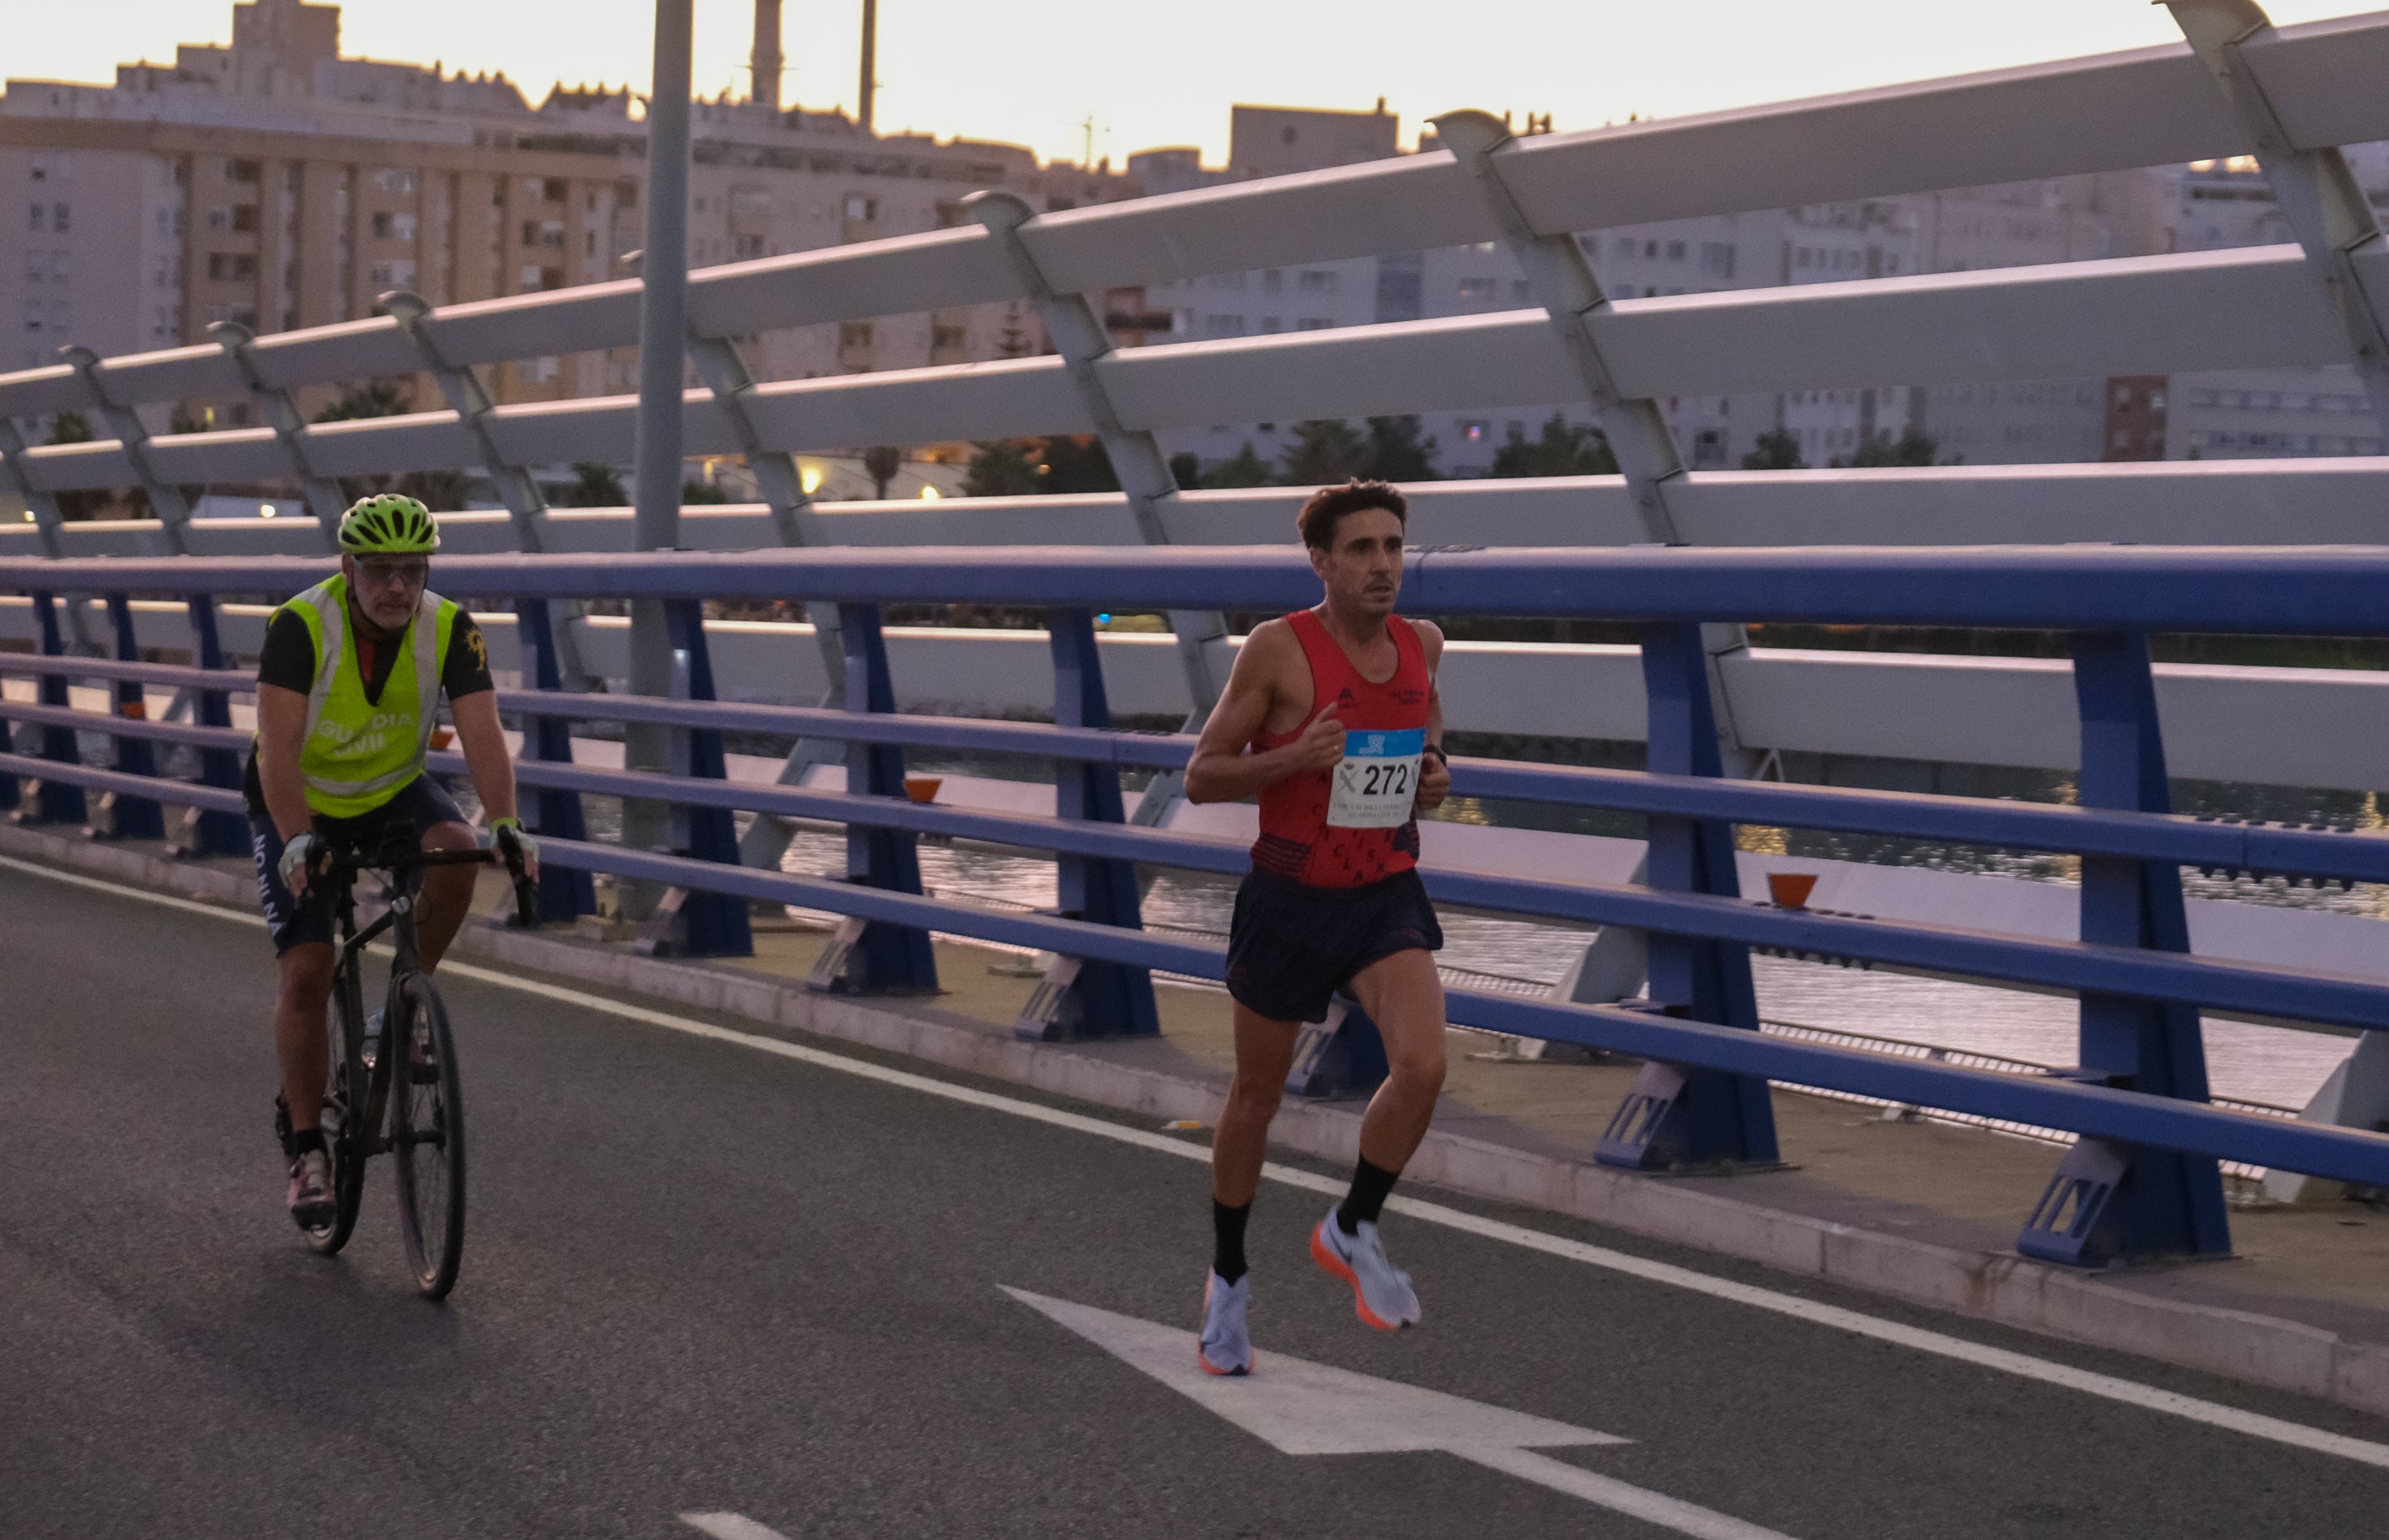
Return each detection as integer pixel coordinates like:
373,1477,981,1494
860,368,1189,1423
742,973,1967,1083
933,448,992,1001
313,380,413,422
1490,413,1618,478
1167,452,1203,488
563,462,627,506
1279,418,1369,485
397,469,470,511
1201,442,1272,489
1740,427,1807,470
681,479,727,505
962,441,1041,497
862,445,903,500
1363,414,1440,482
46,412,105,520
1036,434,1119,494
1840,425,1942,468
312,381,415,503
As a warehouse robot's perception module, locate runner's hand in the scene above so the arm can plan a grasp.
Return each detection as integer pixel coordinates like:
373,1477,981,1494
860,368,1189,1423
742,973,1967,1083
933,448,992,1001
1291,703,1347,773
277,831,321,899
1417,748,1452,813
491,816,541,883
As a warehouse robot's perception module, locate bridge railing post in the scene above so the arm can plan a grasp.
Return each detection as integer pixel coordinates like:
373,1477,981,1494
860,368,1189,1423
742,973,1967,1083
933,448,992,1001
806,601,940,996
1594,619,1781,1172
512,596,594,924
8,591,88,827
177,596,249,858
93,593,165,841
2017,629,2231,1266
1014,607,1159,1040
628,599,753,958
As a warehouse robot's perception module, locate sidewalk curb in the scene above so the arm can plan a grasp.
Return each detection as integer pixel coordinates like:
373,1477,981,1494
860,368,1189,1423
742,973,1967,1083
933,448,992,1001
9,821,2387,1420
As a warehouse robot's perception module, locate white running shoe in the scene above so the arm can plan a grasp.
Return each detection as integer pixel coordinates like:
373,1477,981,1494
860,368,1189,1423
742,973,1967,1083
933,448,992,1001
1310,1209,1422,1331
1198,1270,1253,1377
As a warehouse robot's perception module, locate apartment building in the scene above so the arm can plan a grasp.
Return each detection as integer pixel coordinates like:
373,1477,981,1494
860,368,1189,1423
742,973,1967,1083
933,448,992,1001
0,0,1129,436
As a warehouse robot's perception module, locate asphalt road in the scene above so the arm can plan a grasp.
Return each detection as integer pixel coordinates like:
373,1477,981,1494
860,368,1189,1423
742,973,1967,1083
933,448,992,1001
6,854,2389,1540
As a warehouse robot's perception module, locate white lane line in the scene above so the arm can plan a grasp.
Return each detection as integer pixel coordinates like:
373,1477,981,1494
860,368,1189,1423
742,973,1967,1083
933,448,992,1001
679,1515,790,1540
13,852,2389,1471
1457,1446,1796,1540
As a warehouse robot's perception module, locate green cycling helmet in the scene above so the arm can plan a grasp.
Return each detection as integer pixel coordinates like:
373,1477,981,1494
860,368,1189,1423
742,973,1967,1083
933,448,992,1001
336,494,441,556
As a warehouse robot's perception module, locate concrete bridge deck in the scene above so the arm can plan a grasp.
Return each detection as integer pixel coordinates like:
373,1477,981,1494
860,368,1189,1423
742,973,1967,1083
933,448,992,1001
8,833,2389,1539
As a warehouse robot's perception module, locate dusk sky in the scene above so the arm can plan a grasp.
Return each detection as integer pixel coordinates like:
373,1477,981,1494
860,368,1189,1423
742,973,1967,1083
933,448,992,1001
12,2,2377,167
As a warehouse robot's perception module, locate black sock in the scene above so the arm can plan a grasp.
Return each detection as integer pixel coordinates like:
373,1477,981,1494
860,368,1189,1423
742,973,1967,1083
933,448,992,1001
1213,1200,1251,1284
1336,1157,1400,1235
289,1126,325,1158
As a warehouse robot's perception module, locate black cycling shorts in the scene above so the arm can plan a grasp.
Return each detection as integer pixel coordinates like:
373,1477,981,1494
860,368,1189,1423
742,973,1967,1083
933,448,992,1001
250,775,469,954
1224,866,1443,1025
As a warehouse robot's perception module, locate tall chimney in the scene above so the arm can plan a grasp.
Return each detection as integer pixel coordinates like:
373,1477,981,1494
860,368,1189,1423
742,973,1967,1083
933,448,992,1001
751,0,782,109
858,0,876,135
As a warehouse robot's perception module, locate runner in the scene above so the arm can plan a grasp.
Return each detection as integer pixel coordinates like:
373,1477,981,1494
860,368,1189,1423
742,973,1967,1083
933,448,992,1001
1182,479,1451,1376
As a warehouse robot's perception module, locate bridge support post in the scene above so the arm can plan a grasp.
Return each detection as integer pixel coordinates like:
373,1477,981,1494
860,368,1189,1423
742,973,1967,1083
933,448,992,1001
1015,608,1159,1040
57,345,194,558
88,594,165,841
206,320,348,547
1,406,102,655
2017,632,2230,1267
1436,109,1765,1006
1594,622,1780,1172
2167,1,2389,429
175,597,248,858
807,602,939,996
383,290,595,689
677,321,851,873
964,190,1229,829
11,592,88,827
512,597,594,924
628,602,753,958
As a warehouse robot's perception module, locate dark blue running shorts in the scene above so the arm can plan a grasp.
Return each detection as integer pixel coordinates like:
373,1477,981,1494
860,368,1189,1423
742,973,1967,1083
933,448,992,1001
1224,866,1443,1025
250,775,469,954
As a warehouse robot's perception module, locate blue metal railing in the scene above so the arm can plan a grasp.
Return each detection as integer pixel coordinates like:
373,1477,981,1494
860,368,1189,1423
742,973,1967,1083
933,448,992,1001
8,543,2389,1269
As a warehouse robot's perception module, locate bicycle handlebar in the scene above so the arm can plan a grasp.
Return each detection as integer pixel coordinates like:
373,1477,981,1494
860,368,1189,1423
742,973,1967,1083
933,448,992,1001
313,823,539,927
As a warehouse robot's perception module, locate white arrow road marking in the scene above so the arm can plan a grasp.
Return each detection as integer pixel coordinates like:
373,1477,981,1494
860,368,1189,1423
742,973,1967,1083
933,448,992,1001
679,1514,790,1540
22,855,2389,1473
1003,1287,1796,1540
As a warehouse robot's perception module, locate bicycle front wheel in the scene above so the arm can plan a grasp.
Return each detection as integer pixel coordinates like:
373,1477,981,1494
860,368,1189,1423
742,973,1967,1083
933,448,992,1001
307,971,367,1257
388,970,467,1298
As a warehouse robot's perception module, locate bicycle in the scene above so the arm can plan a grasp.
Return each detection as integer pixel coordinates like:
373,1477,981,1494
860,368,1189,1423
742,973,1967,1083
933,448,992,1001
295,820,534,1299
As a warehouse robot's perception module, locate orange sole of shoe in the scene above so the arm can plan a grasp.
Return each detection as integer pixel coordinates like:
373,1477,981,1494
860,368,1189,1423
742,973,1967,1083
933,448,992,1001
1310,1223,1403,1332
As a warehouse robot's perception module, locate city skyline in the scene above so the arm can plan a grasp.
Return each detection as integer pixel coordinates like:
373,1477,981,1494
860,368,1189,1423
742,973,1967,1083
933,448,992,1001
12,0,2380,169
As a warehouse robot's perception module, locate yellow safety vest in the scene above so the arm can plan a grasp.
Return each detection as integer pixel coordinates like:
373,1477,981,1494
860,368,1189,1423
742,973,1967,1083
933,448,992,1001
269,575,458,820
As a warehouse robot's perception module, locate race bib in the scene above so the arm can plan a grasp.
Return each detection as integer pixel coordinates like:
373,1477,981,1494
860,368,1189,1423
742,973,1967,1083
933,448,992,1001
1327,728,1425,829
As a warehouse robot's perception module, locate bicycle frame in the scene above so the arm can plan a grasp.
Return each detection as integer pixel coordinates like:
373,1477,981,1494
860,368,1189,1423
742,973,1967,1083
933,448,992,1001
324,838,515,1160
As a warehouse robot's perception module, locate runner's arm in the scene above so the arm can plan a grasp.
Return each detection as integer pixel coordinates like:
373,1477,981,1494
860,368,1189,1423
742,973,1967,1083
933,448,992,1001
1184,622,1343,804
254,683,316,844
1414,620,1450,812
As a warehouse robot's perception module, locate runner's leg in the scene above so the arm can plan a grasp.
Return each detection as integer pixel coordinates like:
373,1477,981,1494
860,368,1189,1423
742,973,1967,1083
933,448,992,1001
1342,946,1448,1193
1213,1004,1301,1211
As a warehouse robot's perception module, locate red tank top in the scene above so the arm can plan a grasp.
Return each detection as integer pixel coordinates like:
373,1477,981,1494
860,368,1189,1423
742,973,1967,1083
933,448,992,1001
1251,609,1433,889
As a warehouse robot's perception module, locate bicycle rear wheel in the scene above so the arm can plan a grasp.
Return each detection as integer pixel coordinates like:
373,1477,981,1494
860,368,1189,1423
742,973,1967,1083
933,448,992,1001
388,970,467,1298
305,973,367,1256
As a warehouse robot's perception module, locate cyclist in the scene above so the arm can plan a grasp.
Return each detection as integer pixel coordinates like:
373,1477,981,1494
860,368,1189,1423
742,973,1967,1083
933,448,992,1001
247,494,537,1228
1183,479,1451,1375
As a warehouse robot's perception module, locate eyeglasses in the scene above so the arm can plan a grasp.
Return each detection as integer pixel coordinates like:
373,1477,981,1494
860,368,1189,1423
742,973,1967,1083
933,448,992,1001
353,558,429,589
